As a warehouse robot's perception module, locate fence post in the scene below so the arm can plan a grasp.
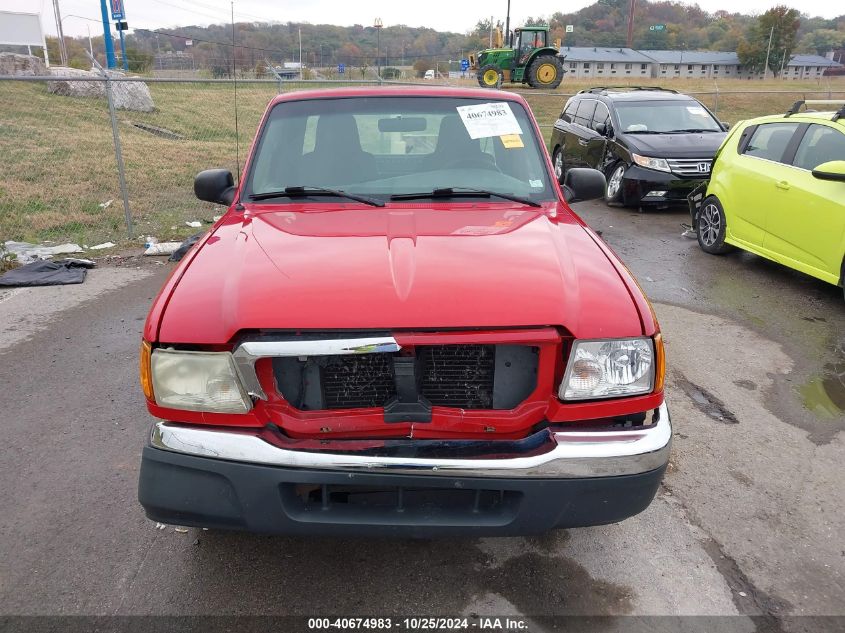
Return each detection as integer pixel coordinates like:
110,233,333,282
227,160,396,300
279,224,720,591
714,82,719,116
88,52,133,239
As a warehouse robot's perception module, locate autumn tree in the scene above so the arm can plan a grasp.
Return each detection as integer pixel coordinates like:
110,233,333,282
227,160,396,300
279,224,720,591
738,6,801,76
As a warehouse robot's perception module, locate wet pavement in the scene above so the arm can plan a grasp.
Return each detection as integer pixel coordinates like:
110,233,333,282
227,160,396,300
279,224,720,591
0,202,842,628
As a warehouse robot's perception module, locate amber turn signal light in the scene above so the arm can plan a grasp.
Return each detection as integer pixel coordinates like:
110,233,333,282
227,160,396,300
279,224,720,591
653,333,665,393
140,340,154,401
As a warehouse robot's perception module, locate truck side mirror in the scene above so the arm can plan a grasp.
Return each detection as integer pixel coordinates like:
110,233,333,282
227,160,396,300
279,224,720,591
562,168,607,203
194,169,236,206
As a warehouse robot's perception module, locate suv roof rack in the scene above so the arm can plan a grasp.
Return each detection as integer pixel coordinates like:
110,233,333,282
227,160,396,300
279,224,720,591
785,99,845,122
578,86,679,95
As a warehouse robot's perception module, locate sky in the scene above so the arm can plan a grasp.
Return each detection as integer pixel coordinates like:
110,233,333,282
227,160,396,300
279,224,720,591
2,0,841,38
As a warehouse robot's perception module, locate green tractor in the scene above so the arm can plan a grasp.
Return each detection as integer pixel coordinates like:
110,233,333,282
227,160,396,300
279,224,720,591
470,25,565,89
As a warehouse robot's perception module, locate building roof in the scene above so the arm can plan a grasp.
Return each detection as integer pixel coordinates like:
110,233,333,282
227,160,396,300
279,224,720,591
559,47,655,63
787,54,842,67
640,50,739,65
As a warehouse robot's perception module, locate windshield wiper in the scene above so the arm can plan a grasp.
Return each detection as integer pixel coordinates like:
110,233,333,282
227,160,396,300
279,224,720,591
624,130,666,135
390,187,541,208
663,128,721,133
249,185,384,207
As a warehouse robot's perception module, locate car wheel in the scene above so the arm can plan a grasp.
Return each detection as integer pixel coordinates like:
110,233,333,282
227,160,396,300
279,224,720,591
605,163,626,205
552,147,565,183
697,196,734,255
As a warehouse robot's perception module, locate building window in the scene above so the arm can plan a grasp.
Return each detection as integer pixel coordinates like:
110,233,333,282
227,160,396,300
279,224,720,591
674,64,680,71
570,62,577,69
583,62,590,69
624,63,632,70
610,63,616,69
641,63,648,70
596,63,605,69
688,64,694,71
713,65,720,71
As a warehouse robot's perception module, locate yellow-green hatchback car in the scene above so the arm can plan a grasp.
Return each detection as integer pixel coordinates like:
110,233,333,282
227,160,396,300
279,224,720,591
694,100,845,299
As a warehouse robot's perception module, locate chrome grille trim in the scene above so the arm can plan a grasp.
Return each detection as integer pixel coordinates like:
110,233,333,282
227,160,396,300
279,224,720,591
666,157,712,177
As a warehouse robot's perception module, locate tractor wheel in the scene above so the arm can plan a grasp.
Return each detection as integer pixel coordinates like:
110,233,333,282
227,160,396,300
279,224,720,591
477,65,504,89
526,56,563,89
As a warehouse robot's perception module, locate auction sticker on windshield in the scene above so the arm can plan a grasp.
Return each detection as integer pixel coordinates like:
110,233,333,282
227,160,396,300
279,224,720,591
457,102,523,139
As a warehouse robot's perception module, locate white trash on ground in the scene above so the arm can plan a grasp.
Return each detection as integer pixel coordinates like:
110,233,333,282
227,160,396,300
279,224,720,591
89,242,116,250
144,241,182,256
4,241,83,264
185,221,202,228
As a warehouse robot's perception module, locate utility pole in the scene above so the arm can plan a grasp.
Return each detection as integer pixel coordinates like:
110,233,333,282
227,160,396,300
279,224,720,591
299,27,302,79
505,0,511,46
52,0,68,65
99,0,116,68
374,18,383,78
489,16,493,48
626,0,636,48
763,25,774,79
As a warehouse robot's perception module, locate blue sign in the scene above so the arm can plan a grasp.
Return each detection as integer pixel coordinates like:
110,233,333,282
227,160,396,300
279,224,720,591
110,0,125,20
338,63,345,74
460,59,470,71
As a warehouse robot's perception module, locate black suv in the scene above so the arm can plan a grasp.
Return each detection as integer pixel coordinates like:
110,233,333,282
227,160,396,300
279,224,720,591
550,87,728,207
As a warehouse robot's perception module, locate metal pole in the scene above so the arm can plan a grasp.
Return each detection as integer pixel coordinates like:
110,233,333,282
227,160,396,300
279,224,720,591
377,28,381,78
763,26,774,79
299,28,303,80
626,0,636,48
52,0,68,66
505,0,510,46
118,27,128,71
99,0,116,68
88,52,133,238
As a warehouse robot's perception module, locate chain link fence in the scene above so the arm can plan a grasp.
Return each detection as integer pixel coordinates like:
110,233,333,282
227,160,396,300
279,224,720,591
1,74,843,248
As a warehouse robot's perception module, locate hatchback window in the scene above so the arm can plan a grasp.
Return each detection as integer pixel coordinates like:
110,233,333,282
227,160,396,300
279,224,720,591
245,96,555,202
743,123,800,163
792,124,845,171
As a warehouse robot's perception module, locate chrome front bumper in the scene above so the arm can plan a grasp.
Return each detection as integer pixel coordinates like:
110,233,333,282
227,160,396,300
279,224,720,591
150,402,671,479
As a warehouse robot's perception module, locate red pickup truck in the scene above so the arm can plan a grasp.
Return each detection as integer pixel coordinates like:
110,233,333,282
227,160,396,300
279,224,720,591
138,86,670,536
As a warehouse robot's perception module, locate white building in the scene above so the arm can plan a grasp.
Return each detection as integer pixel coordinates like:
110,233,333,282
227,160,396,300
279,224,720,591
558,47,655,80
784,54,842,79
640,51,752,79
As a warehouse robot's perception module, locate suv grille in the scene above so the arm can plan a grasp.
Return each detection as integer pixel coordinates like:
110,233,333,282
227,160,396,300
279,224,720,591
666,158,712,177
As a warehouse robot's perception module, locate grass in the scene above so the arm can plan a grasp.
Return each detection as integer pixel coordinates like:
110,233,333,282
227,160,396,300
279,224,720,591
0,76,843,246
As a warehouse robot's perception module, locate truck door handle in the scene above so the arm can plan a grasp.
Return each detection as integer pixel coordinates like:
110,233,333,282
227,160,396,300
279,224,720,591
776,181,790,190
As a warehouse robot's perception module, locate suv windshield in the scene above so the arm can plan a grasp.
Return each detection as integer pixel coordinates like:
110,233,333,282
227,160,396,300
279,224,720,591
614,100,722,134
244,96,555,203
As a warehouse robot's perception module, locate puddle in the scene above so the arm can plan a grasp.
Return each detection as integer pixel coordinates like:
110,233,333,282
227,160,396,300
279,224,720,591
674,372,738,424
799,357,845,419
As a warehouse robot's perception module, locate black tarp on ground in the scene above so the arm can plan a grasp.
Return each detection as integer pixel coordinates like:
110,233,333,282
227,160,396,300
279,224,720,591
0,259,95,287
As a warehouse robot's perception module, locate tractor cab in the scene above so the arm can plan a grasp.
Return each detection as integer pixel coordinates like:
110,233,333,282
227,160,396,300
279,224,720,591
471,24,565,90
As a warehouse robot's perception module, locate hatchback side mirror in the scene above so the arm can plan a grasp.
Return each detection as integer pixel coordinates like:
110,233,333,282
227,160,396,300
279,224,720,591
812,160,845,182
562,168,607,203
194,169,236,206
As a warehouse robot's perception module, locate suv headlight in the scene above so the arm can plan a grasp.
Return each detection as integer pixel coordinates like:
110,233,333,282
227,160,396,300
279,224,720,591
150,349,252,413
560,338,656,400
632,153,671,173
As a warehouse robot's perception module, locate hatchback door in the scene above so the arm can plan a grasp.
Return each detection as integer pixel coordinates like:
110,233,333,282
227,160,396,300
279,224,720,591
724,122,803,248
762,123,845,283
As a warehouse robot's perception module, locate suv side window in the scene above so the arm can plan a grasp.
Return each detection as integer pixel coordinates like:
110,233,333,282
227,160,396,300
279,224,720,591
574,100,597,128
743,123,800,163
592,102,610,132
561,99,578,123
792,124,845,171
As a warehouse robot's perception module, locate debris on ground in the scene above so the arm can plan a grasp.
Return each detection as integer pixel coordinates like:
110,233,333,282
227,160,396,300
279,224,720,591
212,215,223,222
89,242,116,250
174,527,189,534
3,241,84,264
681,223,697,239
0,258,95,287
169,232,204,262
99,199,113,209
144,241,182,256
185,221,202,228
155,522,166,530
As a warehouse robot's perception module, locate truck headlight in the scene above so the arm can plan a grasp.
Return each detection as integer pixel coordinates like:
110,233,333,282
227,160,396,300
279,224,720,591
632,153,671,173
151,349,252,413
560,338,655,400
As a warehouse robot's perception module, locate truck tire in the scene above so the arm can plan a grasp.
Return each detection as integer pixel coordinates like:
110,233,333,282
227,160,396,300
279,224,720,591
526,56,563,89
477,65,503,89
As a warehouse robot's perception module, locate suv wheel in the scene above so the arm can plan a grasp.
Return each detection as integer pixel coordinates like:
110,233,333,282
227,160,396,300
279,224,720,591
605,163,626,204
697,196,734,255
552,147,565,183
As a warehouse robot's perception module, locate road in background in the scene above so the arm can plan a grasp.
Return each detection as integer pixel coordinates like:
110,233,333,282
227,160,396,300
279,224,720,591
0,202,842,626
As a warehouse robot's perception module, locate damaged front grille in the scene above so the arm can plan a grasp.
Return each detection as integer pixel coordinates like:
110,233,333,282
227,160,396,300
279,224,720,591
419,344,495,408
272,343,538,413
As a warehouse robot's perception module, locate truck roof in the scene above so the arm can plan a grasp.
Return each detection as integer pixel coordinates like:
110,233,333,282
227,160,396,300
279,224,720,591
267,86,531,107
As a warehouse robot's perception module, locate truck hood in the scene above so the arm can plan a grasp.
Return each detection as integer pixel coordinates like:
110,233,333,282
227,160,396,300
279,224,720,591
156,203,643,344
622,131,727,158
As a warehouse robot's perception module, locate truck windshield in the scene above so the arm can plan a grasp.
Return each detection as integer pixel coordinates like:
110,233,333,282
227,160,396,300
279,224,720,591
244,96,555,204
615,100,722,134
